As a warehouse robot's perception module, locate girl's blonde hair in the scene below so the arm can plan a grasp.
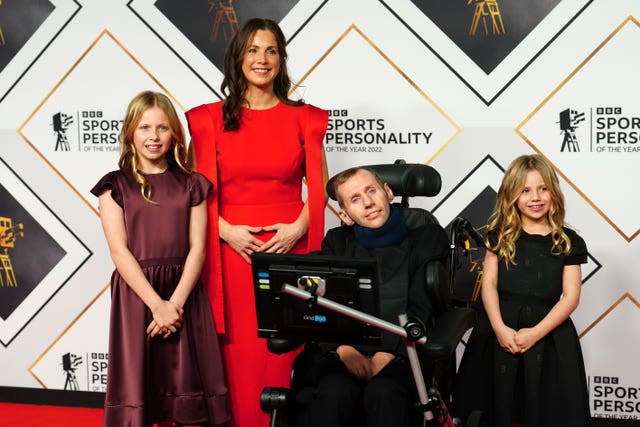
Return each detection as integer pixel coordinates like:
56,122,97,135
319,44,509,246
118,91,190,203
485,154,571,265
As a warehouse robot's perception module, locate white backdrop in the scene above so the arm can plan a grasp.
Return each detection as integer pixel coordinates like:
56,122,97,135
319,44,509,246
0,0,639,421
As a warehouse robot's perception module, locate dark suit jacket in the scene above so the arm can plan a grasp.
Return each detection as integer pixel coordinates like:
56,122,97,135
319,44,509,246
320,217,449,356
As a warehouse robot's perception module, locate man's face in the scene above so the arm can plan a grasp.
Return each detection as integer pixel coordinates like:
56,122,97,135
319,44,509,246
336,169,394,229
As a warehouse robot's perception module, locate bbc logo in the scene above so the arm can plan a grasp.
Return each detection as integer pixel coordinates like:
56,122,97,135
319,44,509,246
594,376,619,384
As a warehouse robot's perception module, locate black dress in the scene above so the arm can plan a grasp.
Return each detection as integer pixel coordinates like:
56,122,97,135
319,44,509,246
453,228,590,427
91,168,230,427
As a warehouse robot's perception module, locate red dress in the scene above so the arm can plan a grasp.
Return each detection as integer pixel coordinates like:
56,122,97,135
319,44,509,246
187,101,328,427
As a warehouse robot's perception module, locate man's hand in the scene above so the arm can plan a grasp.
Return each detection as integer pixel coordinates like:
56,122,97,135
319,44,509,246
336,345,372,380
371,352,395,377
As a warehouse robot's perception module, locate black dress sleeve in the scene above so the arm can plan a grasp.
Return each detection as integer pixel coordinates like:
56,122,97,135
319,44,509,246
188,172,213,206
564,228,588,265
90,170,123,207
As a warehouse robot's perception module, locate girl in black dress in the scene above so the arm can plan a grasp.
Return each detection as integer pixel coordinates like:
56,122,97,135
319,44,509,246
454,154,590,426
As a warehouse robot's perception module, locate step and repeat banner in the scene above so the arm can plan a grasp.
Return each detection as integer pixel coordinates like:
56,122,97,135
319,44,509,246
0,0,639,421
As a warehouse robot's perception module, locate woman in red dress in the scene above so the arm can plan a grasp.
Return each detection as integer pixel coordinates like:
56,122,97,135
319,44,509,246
186,18,328,427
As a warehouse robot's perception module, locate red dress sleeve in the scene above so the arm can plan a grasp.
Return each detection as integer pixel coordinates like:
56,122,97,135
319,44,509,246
303,104,329,252
186,103,226,334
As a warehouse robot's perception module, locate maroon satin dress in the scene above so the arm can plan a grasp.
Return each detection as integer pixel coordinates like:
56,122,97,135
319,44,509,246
92,167,230,427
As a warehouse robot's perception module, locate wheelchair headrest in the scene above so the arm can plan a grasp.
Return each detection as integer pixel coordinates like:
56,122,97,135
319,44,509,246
326,162,442,201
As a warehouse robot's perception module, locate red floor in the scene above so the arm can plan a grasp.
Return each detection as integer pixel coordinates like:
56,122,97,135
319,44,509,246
0,403,209,427
0,402,104,427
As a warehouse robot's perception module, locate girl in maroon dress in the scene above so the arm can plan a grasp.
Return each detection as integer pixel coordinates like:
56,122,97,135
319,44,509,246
186,18,328,427
92,91,230,427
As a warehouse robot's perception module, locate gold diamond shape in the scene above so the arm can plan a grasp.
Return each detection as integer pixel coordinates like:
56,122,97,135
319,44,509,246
579,292,640,339
516,16,640,242
293,24,461,219
29,282,110,389
17,29,185,215
294,23,460,165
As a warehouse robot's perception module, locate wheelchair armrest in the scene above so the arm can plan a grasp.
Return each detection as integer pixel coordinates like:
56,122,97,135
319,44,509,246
423,307,476,360
267,338,303,354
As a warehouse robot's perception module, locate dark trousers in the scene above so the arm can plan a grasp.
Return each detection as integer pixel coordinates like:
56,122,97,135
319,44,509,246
302,355,416,427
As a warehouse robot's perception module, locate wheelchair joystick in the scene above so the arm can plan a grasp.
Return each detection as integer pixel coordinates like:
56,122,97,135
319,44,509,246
297,276,325,308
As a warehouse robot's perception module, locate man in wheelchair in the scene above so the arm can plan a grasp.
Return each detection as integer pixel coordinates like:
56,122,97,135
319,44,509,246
298,166,450,427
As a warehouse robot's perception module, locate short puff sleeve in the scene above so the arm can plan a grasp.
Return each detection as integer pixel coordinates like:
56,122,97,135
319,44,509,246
486,229,498,251
188,172,213,206
90,171,123,207
564,228,587,265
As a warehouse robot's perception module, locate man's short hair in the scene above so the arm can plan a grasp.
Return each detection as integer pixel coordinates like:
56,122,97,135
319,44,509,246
332,166,387,207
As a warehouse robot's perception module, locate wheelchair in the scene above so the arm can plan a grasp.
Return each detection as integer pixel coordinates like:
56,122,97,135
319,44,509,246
259,160,479,427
